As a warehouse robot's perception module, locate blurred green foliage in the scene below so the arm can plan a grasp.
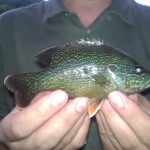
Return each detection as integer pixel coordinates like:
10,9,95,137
0,0,42,14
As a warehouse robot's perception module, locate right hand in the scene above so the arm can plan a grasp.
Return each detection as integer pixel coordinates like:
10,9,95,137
0,90,90,150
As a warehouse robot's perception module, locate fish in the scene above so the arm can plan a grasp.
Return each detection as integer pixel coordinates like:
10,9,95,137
4,41,150,117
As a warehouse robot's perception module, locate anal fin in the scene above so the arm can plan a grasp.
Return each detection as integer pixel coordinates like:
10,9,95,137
88,98,104,118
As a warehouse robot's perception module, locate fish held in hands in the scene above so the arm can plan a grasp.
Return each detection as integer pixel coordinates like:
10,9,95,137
4,42,150,117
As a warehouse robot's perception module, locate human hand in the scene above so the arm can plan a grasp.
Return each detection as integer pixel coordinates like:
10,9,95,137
0,90,90,150
96,91,150,150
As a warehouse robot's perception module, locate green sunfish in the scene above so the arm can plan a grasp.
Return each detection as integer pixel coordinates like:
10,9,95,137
4,42,150,117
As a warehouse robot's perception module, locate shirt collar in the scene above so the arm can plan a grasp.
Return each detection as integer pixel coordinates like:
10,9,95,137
43,0,66,23
109,0,136,25
43,0,136,25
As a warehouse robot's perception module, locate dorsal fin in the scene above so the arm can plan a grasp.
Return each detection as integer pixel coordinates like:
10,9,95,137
35,46,63,67
35,42,80,67
35,39,104,67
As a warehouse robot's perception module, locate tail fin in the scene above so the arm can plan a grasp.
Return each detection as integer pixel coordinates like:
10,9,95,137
4,73,38,107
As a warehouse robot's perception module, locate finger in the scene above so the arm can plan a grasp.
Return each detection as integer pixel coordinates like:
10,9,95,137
129,94,150,115
9,113,88,150
56,114,90,150
0,90,68,141
96,111,121,150
0,142,9,150
54,113,87,150
108,91,150,148
29,90,53,104
63,114,90,150
29,97,88,149
101,99,143,150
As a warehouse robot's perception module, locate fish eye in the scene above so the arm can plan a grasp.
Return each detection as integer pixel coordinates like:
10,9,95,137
134,65,143,74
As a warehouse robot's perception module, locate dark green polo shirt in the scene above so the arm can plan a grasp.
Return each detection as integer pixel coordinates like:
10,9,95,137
0,0,150,149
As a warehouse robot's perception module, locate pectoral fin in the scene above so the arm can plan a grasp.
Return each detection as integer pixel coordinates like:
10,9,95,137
88,98,104,118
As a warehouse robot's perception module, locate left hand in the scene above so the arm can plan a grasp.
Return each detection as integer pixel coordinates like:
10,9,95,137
96,91,150,150
0,90,90,150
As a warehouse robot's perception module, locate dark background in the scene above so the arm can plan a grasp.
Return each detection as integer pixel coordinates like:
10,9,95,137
0,0,42,14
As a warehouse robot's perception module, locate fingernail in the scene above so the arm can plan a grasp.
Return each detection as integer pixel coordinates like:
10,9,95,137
50,90,68,107
76,98,88,112
108,91,125,108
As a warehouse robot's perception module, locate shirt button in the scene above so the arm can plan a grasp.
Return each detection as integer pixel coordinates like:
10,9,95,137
106,15,112,21
64,12,69,17
86,29,91,34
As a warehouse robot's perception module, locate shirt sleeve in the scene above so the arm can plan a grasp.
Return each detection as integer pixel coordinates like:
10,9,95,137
0,14,15,118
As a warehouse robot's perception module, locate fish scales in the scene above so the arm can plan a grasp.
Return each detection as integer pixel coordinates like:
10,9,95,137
4,43,150,117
